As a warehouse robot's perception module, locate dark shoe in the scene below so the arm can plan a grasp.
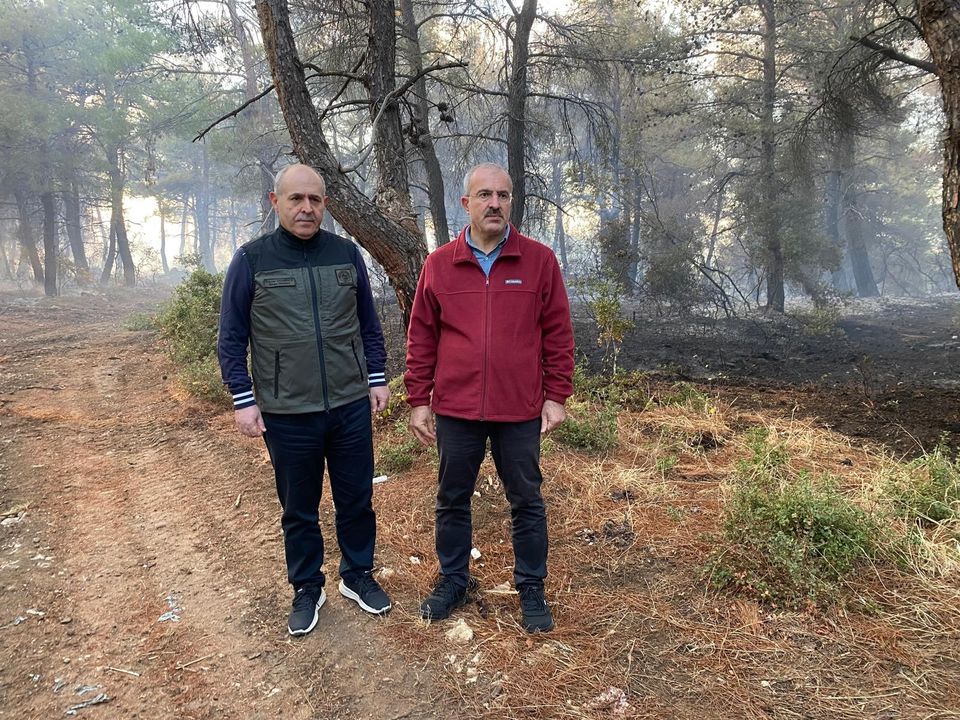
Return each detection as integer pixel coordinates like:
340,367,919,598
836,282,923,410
288,583,326,636
419,576,468,621
339,574,392,615
519,584,554,633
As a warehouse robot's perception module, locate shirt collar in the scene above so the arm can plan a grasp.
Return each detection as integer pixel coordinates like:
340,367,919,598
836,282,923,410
465,226,509,256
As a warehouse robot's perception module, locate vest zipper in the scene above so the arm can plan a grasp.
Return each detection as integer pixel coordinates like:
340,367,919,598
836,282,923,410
305,251,330,409
480,271,490,420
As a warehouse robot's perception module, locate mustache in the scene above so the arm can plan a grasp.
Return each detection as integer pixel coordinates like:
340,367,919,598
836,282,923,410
484,210,502,217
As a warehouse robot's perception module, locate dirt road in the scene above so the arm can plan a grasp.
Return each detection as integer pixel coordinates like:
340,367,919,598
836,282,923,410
0,291,443,719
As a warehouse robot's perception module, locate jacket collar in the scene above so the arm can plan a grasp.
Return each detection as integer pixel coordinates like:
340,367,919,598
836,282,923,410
277,225,325,250
452,224,522,264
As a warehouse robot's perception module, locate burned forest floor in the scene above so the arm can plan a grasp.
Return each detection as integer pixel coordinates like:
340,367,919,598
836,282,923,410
1,287,958,720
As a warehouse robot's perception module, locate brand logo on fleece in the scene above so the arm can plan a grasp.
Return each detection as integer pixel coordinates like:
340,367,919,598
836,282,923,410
505,279,522,285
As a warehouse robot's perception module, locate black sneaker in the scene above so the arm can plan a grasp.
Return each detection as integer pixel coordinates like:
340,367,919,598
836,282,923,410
519,584,554,633
338,573,392,615
419,576,469,621
288,583,326,636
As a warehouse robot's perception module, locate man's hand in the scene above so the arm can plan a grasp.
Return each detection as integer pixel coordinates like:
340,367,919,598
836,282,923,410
409,405,436,446
540,399,566,434
235,404,266,438
369,385,390,413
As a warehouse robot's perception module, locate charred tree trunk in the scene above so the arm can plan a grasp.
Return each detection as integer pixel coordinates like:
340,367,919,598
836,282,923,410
255,0,426,325
14,189,43,284
399,0,451,246
507,0,537,227
918,1,960,288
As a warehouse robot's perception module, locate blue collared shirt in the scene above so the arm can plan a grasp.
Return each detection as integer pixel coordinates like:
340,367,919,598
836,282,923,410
465,226,510,277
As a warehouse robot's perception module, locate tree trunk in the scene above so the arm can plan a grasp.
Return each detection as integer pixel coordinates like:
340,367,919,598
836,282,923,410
760,0,784,311
366,0,414,221
398,0,451,246
550,154,568,273
40,192,58,296
507,0,537,227
226,0,275,222
838,129,879,297
825,167,852,291
107,146,135,286
13,189,44,284
629,170,643,286
62,179,89,281
918,0,960,288
255,0,426,326
196,143,215,271
157,196,170,273
100,221,117,284
179,197,189,260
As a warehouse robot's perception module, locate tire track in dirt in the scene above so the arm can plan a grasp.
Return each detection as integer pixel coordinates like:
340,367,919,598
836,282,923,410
0,293,443,720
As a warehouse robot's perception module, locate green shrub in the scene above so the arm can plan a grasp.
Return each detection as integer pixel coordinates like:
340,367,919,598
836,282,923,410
658,382,711,412
890,443,960,524
377,437,423,475
554,400,619,452
155,269,227,404
708,427,883,607
124,312,156,331
179,356,230,404
573,365,651,410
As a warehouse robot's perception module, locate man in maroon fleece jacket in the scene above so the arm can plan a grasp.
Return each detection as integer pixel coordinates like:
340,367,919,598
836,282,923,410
404,162,575,632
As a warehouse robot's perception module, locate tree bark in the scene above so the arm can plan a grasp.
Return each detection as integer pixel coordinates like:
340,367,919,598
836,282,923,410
398,0,451,246
100,221,116,284
550,153,568,274
225,0,275,221
106,145,135,286
837,129,879,297
62,179,89,281
760,0,784,311
918,0,960,288
196,142,215,272
507,0,537,227
13,189,44,284
40,192,58,296
157,196,170,273
255,0,426,325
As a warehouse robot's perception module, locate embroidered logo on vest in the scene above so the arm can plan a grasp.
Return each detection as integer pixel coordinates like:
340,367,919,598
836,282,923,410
505,279,523,285
336,269,353,286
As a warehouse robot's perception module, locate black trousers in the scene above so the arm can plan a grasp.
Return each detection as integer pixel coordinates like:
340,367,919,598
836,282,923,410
262,396,375,588
434,414,547,589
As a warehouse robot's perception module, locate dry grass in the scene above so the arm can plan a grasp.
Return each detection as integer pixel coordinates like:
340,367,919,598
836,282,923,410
368,387,960,719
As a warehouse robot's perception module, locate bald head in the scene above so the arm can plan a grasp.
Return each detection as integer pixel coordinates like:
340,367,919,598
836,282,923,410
270,164,328,240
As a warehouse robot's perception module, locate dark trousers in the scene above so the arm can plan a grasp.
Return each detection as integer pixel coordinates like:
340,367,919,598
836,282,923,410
435,414,547,589
262,396,375,588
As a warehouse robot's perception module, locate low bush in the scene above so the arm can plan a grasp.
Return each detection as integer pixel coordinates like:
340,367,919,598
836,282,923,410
376,436,423,475
889,443,960,525
554,400,619,452
708,427,884,607
155,269,227,404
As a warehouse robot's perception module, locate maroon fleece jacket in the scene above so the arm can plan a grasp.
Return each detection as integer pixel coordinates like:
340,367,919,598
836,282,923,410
404,224,574,422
